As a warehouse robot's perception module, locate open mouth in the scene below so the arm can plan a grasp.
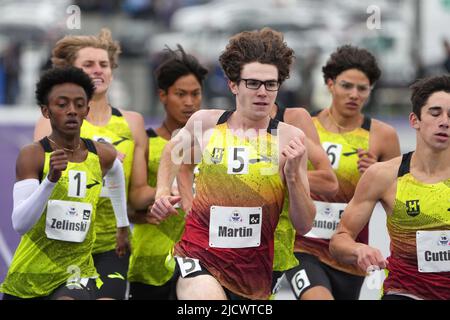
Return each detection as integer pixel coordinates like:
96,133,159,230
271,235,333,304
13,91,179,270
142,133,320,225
435,133,449,141
92,78,104,87
65,120,78,128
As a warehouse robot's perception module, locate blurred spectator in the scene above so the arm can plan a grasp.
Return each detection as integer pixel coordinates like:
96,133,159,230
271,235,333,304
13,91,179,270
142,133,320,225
75,0,121,14
1,41,21,105
444,39,450,73
0,56,4,104
123,0,154,19
154,0,182,28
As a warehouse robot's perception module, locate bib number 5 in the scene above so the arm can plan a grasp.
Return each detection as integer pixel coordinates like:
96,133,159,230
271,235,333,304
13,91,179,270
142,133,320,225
227,147,249,174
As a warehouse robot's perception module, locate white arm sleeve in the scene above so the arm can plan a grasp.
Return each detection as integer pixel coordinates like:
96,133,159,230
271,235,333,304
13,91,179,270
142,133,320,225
12,177,56,235
105,158,129,228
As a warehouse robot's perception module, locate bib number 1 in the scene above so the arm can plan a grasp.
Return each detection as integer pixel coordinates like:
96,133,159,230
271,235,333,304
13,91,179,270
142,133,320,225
68,170,86,198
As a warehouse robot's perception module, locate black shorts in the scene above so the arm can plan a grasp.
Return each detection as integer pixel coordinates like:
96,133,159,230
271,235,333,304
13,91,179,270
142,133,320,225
171,256,248,300
93,249,130,299
271,270,286,295
285,252,365,300
2,278,98,300
128,280,173,300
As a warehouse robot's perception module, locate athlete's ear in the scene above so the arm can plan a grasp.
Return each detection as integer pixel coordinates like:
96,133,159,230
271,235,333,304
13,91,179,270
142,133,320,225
159,89,167,105
41,105,50,119
85,105,90,118
326,78,334,93
228,80,238,95
409,112,420,129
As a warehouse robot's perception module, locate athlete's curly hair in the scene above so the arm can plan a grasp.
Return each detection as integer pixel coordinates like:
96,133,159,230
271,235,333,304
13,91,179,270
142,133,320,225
322,45,381,85
36,67,95,106
219,27,295,84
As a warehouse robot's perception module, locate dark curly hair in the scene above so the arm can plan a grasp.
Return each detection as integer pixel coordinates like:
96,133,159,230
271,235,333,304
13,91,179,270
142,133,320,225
35,67,95,107
322,45,381,85
410,75,450,119
155,44,208,92
219,27,294,84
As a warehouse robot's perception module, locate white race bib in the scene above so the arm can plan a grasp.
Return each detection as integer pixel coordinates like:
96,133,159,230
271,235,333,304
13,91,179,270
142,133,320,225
209,206,262,248
46,200,92,243
175,256,202,278
416,230,450,273
303,201,346,239
227,147,249,175
322,142,343,169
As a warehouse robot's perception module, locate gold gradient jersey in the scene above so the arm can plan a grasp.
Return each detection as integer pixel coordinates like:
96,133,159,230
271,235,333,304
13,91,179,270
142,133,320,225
384,152,450,300
294,114,371,276
174,111,285,300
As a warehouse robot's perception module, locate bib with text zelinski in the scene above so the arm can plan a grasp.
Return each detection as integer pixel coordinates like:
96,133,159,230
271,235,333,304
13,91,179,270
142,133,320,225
209,206,262,248
416,230,450,273
45,200,93,243
304,201,346,239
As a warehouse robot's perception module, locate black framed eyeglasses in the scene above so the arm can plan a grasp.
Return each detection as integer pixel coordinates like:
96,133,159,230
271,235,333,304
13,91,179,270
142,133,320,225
240,78,280,91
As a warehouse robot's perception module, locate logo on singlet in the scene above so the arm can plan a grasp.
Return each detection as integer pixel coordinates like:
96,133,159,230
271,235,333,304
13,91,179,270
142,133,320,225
211,148,224,164
405,200,420,217
112,137,129,146
86,180,101,189
342,148,359,157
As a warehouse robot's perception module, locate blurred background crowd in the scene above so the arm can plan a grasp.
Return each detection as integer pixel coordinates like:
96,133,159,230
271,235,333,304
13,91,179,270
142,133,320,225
0,0,449,120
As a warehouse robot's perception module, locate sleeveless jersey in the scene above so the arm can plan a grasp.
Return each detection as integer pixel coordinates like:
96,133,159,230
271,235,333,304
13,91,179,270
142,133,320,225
294,115,371,276
0,138,102,298
384,152,450,300
174,111,285,299
272,108,298,272
80,107,134,254
128,128,186,286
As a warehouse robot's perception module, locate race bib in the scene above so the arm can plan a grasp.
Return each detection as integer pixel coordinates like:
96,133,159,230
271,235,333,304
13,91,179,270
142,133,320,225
303,201,346,239
416,230,450,273
175,256,202,278
209,206,262,248
322,142,343,169
46,200,92,243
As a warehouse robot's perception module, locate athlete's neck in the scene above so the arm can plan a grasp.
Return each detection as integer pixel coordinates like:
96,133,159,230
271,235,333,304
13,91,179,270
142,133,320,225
228,110,271,136
86,95,111,126
47,133,81,153
325,106,362,132
156,118,183,140
269,104,278,119
413,142,450,176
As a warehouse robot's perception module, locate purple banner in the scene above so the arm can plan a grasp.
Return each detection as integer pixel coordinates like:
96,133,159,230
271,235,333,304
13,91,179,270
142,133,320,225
0,125,34,286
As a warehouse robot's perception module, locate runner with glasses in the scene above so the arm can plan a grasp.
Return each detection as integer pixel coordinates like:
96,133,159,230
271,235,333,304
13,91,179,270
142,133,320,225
240,78,280,91
151,28,316,300
330,75,450,300
284,45,400,300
